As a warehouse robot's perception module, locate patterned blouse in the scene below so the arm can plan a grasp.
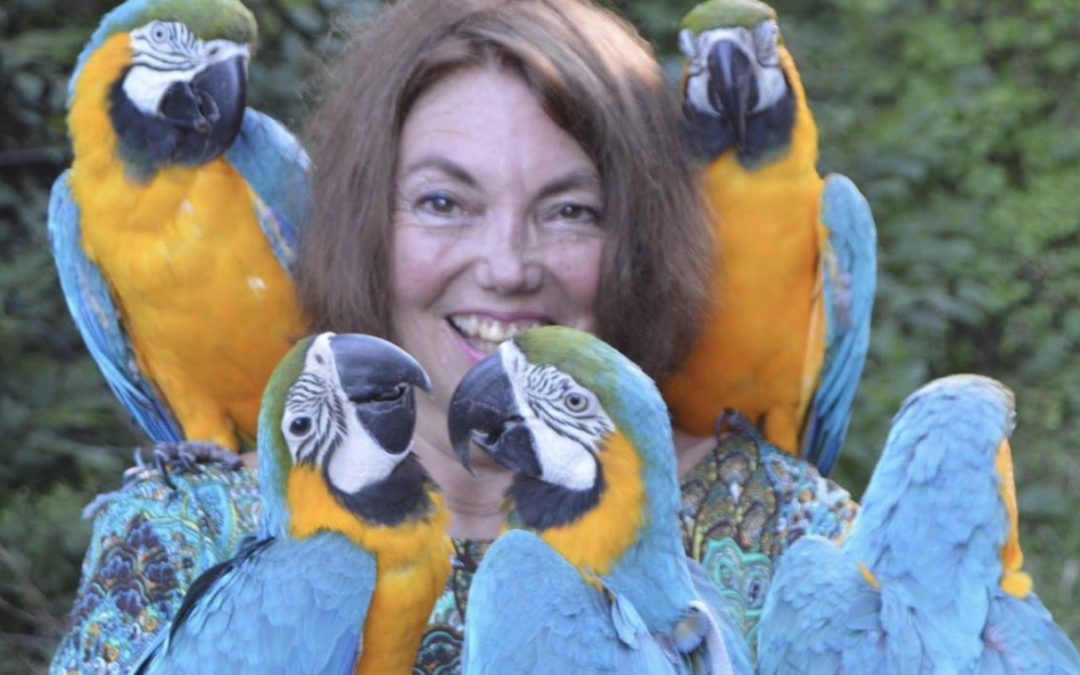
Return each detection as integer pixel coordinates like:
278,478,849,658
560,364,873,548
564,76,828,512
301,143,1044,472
49,428,857,675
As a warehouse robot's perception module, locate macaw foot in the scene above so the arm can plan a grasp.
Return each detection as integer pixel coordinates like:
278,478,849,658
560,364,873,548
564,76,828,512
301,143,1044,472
713,408,762,443
150,440,243,490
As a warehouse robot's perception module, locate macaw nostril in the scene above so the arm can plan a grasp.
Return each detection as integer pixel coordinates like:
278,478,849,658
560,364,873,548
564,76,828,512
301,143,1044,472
475,414,525,452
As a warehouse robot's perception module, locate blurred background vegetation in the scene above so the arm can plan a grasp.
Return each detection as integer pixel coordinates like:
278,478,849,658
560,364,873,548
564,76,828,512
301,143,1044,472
1,0,1078,670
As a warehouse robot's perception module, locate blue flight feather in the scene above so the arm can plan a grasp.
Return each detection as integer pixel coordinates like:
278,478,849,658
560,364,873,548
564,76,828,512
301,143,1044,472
802,174,877,476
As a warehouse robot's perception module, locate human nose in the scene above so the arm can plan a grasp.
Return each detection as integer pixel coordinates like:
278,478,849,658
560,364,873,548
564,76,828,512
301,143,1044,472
472,208,543,295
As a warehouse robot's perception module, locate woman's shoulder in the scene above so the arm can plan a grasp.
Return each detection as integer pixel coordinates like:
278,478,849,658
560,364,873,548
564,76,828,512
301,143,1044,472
51,462,260,675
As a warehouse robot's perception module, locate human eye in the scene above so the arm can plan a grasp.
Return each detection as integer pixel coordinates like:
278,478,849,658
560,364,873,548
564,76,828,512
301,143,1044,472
543,201,601,228
411,192,472,224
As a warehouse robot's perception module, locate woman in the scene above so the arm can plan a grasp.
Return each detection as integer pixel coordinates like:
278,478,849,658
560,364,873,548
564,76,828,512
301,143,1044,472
50,0,856,672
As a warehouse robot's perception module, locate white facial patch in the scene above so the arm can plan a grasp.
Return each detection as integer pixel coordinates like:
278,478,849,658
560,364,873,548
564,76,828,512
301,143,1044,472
122,21,249,116
499,342,615,492
282,333,406,494
679,23,788,117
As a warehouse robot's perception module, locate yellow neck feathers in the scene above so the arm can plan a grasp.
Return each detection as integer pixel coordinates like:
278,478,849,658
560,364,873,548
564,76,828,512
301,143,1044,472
538,430,646,582
995,439,1032,598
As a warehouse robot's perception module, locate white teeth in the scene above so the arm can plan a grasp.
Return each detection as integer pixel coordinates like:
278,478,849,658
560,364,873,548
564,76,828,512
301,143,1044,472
450,315,546,345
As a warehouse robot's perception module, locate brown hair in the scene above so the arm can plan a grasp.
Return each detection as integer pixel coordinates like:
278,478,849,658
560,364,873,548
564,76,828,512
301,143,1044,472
300,0,714,378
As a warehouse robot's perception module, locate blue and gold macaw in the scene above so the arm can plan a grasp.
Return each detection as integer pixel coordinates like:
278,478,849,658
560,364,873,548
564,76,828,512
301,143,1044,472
661,0,877,475
448,326,752,675
48,0,308,452
131,333,451,675
757,375,1080,674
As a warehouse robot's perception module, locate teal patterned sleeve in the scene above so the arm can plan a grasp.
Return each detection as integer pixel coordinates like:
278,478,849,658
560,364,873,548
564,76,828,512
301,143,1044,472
49,464,261,675
678,421,859,656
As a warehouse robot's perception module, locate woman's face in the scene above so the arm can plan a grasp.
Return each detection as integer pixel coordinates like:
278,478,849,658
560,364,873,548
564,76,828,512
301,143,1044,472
391,65,606,427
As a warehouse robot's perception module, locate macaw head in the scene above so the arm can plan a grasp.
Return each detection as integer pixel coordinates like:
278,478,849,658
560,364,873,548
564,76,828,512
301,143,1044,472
450,326,707,630
857,374,1032,599
448,325,676,540
72,0,257,176
257,332,433,538
678,0,795,166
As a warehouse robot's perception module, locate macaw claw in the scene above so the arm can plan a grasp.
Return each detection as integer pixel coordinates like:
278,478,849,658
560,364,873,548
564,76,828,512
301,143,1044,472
151,440,243,489
714,408,760,442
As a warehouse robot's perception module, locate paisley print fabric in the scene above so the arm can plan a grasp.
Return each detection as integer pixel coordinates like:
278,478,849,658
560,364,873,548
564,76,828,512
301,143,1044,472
50,465,261,675
51,428,856,674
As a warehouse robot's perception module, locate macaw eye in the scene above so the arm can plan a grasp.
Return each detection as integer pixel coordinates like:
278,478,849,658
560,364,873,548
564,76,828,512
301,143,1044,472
150,23,168,42
289,416,313,437
563,391,590,414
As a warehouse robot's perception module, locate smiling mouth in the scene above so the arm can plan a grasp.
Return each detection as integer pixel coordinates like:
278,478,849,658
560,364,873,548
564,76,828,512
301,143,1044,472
448,315,550,353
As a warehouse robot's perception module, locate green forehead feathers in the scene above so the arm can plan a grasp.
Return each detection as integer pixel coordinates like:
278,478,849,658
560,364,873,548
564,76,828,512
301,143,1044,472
681,0,778,33
257,335,314,442
96,0,257,46
514,326,647,397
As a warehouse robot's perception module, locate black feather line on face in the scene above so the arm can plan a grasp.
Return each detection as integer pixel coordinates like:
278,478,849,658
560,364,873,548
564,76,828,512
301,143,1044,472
328,455,434,527
109,70,182,181
736,83,795,168
288,373,347,468
684,74,796,167
507,462,605,531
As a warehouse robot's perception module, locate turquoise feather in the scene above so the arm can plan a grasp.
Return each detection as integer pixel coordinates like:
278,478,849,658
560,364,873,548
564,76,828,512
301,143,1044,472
801,174,877,475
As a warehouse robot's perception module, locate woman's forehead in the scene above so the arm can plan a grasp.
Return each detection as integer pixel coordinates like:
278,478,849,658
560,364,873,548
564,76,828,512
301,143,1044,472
397,65,599,192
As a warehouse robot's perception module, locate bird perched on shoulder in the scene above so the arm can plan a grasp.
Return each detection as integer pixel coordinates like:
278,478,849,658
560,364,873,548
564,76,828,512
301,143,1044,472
131,332,451,675
449,326,752,675
661,0,877,476
757,374,1080,674
49,0,309,454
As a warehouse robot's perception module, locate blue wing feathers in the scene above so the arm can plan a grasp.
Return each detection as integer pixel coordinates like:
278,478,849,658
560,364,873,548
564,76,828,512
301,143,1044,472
136,533,373,675
225,109,310,275
47,172,183,443
465,530,627,674
803,174,877,475
981,591,1080,674
758,535,886,675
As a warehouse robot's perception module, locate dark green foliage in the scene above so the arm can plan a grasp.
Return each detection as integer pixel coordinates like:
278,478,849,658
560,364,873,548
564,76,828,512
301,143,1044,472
2,0,1078,671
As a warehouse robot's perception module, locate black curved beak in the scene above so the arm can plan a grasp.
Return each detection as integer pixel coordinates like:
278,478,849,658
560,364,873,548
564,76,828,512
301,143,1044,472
331,334,431,456
707,39,753,149
448,353,540,478
161,51,247,164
